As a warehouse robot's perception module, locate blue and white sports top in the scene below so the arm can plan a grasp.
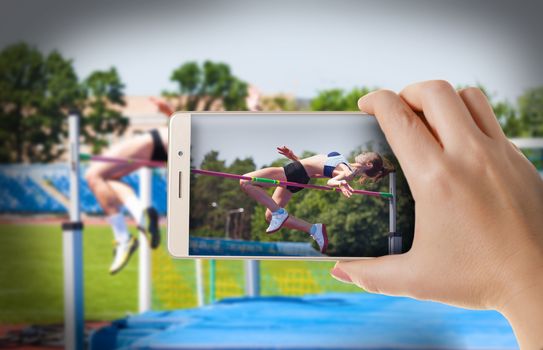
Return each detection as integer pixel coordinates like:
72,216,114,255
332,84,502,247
323,152,353,178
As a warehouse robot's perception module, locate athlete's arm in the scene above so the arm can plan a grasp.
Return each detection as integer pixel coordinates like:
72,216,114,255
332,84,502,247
327,172,354,198
150,97,175,117
277,146,299,161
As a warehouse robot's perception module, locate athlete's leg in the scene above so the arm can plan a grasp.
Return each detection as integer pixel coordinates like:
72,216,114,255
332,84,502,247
265,186,312,233
85,133,158,274
157,127,168,149
239,167,287,212
85,133,154,216
265,186,328,253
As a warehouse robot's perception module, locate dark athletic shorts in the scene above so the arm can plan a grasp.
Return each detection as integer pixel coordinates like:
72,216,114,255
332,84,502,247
149,129,168,162
283,161,310,193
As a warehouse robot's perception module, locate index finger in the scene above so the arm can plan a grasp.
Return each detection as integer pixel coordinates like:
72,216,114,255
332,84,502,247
358,90,442,179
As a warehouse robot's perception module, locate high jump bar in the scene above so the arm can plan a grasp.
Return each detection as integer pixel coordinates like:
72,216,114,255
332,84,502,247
192,169,393,199
79,153,393,198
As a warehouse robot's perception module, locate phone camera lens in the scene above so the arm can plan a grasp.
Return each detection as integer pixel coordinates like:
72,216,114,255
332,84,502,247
178,151,183,157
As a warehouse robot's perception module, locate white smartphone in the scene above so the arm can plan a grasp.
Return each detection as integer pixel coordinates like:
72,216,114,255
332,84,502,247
167,112,411,260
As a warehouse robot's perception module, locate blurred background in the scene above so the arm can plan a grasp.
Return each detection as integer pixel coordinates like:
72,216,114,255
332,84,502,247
1,0,542,349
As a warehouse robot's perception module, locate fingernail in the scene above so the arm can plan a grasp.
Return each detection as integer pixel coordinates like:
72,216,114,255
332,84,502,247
330,266,352,284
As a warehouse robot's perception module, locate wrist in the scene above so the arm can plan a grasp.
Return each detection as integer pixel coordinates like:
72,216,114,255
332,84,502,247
498,252,543,349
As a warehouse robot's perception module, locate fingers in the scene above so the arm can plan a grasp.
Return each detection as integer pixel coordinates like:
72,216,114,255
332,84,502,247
399,80,484,152
458,87,505,140
342,189,352,198
333,254,413,296
358,90,442,183
340,183,353,198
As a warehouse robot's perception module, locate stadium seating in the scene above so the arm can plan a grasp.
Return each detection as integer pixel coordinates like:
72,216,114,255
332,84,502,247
0,164,167,215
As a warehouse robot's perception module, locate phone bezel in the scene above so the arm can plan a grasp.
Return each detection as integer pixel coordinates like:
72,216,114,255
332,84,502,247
167,111,387,260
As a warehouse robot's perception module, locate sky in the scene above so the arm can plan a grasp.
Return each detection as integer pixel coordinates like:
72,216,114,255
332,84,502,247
1,0,542,103
190,114,386,167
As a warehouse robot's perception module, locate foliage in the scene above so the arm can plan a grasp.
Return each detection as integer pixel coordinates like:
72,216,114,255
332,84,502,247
518,86,543,137
80,68,129,154
261,94,298,111
0,43,79,162
165,61,248,111
0,42,127,163
190,151,257,239
310,87,372,111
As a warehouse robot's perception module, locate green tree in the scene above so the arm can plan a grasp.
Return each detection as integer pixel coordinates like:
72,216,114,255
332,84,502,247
166,60,248,111
0,43,80,162
190,151,227,232
493,100,522,137
310,87,372,111
222,157,257,239
190,151,258,237
80,68,128,154
0,42,128,163
518,86,543,137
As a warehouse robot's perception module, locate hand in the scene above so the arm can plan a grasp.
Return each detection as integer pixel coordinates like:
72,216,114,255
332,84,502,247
149,97,174,117
246,85,262,112
277,146,298,161
330,80,543,349
338,180,353,198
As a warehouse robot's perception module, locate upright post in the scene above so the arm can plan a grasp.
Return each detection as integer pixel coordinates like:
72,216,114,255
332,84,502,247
61,111,84,350
388,172,402,254
244,260,260,297
195,259,205,306
209,260,216,303
138,168,152,312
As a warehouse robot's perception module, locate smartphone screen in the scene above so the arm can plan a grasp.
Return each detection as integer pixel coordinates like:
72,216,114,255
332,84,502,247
183,113,413,258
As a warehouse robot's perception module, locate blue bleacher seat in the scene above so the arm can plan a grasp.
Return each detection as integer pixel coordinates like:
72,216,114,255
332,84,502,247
0,164,167,215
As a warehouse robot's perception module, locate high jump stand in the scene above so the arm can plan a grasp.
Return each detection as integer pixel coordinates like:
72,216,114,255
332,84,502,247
61,111,153,350
61,110,84,350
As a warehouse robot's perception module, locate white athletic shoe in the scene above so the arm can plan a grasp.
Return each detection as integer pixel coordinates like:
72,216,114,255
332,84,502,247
311,224,328,254
109,236,139,275
266,208,289,233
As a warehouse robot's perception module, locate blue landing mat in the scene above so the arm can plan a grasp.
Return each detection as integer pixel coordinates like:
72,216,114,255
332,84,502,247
89,293,517,349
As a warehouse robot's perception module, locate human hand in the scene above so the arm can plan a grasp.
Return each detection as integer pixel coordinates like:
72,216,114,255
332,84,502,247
338,180,353,198
149,97,174,117
246,85,262,112
330,80,543,349
277,146,298,161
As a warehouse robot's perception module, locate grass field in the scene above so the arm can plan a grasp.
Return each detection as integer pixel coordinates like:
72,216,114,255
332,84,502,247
0,222,361,325
0,223,138,324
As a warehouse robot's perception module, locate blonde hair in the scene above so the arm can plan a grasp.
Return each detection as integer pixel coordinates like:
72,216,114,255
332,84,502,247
354,152,395,184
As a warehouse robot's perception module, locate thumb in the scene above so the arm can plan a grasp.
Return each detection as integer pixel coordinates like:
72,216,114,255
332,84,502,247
332,254,413,296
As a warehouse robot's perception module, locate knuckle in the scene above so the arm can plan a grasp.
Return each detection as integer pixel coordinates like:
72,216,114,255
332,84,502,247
458,86,484,99
423,80,454,96
360,89,399,110
465,141,493,173
373,89,398,103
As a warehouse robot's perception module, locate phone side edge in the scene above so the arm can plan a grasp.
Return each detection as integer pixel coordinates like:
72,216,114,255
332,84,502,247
167,112,192,258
